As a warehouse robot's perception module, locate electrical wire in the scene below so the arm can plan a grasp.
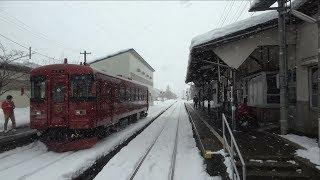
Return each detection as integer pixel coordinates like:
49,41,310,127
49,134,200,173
0,33,58,61
220,0,236,27
0,10,79,53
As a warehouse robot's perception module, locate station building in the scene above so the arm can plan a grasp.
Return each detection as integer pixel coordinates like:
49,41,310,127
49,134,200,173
90,48,155,104
186,0,319,136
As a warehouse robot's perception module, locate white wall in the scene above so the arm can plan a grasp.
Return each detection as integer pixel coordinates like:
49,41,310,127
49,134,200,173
90,52,130,78
128,53,153,86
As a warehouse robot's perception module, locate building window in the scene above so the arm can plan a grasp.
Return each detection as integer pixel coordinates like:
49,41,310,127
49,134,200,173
266,74,280,104
310,67,318,107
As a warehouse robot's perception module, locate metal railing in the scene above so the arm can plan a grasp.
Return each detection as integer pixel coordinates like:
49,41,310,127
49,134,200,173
222,113,246,180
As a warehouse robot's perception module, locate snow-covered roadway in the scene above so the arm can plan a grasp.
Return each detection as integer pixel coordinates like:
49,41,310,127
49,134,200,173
0,100,174,180
95,101,216,180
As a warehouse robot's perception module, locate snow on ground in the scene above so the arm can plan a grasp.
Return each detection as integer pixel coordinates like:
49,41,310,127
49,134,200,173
174,102,219,180
0,100,174,180
0,107,30,130
95,101,217,180
281,134,320,170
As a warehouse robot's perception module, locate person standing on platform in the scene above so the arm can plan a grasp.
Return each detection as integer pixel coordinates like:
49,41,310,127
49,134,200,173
1,95,16,133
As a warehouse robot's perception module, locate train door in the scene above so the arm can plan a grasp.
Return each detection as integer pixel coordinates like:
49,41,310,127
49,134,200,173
49,74,69,127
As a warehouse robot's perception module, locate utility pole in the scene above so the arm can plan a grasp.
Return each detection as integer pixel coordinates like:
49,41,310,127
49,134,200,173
80,50,91,64
317,0,320,148
29,47,32,59
278,0,288,135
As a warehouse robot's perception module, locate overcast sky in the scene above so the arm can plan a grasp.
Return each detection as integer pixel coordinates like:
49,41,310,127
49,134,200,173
0,1,255,95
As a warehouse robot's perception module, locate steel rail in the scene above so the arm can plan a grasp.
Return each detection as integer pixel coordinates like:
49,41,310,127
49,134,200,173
128,103,179,180
168,104,181,180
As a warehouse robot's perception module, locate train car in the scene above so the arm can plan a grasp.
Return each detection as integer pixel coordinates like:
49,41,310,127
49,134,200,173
30,59,149,152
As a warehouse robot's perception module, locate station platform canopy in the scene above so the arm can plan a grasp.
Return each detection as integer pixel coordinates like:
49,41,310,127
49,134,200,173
185,0,313,84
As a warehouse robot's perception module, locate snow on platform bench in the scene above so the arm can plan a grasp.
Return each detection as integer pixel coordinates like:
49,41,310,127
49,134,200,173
281,134,320,170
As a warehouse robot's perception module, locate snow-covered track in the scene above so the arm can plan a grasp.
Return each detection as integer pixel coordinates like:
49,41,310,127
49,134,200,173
128,104,180,180
74,101,176,180
94,101,213,180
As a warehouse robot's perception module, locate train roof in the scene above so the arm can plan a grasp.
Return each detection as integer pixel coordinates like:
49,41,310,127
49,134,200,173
30,63,93,76
30,63,148,88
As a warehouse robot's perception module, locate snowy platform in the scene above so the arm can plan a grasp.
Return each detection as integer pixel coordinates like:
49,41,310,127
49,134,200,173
186,102,320,179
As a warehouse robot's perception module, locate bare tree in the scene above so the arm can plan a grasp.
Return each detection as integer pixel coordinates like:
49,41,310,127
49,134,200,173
0,42,31,96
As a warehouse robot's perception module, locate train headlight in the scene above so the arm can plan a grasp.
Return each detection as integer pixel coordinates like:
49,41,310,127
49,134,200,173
75,110,86,115
33,110,41,116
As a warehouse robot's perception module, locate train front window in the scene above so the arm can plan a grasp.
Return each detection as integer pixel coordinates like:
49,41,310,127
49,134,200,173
31,76,45,100
52,84,65,103
71,75,94,99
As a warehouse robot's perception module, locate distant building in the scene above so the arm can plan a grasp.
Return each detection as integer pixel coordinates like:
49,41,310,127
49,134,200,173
90,48,155,104
0,62,35,107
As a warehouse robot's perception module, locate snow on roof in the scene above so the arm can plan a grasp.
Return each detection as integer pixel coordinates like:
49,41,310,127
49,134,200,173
190,11,277,49
90,48,155,72
89,48,132,64
190,0,308,49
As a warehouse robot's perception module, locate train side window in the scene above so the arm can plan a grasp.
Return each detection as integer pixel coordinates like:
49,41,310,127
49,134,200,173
134,89,137,101
126,88,131,101
96,82,101,100
114,86,119,101
106,86,111,101
119,86,125,102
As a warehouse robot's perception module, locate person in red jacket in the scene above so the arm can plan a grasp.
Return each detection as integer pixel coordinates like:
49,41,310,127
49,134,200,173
1,95,16,133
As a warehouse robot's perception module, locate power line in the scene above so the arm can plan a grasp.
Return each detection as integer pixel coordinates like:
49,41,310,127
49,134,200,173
220,0,236,27
0,33,58,61
217,1,231,28
233,1,251,23
0,10,79,54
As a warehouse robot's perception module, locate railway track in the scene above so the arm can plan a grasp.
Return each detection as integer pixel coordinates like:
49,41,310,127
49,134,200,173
0,102,176,180
84,103,177,179
128,104,181,180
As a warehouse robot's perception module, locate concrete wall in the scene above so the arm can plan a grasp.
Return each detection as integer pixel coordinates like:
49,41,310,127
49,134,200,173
90,52,130,78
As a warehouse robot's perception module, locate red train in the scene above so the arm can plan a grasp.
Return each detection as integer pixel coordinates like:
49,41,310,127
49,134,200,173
30,59,149,152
